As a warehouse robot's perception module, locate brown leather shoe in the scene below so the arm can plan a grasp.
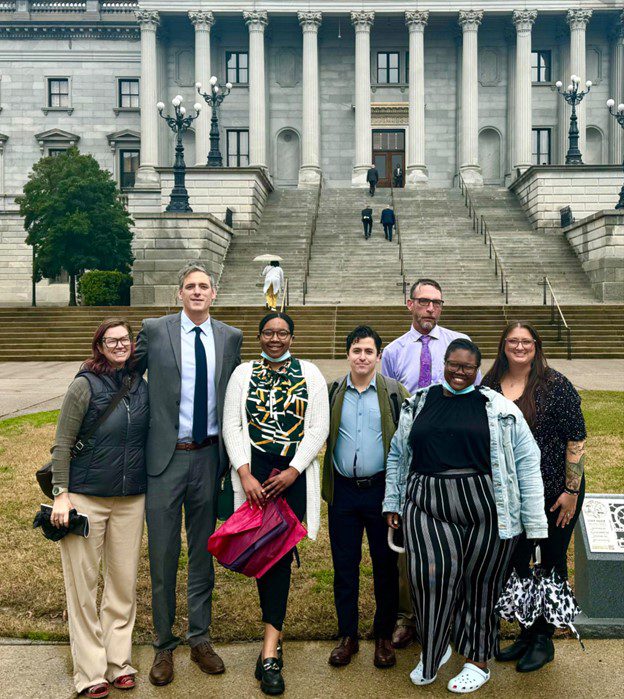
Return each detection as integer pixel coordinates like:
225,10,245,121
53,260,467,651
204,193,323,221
374,638,396,668
191,641,226,675
149,650,174,687
328,636,359,667
391,624,416,649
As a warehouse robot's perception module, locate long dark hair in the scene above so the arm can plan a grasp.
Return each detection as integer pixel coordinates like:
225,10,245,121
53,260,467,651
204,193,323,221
481,321,551,428
82,318,134,376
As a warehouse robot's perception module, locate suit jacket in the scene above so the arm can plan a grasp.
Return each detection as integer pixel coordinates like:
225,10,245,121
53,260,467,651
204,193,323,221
134,312,243,477
366,167,379,184
361,207,373,221
380,208,396,225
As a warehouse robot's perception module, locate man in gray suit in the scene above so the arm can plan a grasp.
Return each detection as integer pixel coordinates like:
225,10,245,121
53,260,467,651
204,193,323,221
134,262,242,687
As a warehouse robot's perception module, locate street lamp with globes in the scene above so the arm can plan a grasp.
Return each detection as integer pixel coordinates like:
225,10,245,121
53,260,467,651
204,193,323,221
196,76,232,167
606,98,624,209
157,95,201,212
555,75,592,164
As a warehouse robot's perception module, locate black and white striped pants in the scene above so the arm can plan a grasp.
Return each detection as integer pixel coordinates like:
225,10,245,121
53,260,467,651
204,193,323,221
404,469,516,681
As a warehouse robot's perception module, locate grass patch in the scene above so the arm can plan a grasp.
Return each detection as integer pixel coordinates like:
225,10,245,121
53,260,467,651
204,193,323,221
0,391,621,643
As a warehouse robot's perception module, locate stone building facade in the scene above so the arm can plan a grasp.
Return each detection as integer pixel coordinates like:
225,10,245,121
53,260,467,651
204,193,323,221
0,1,622,303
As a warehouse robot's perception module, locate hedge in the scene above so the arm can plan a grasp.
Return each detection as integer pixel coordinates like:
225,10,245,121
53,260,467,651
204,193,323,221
78,270,133,306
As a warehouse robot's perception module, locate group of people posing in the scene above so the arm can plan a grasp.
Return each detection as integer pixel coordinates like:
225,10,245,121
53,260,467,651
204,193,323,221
48,266,586,697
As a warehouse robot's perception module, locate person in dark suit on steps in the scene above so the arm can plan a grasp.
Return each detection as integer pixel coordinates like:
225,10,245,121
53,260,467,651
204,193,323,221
361,207,373,239
366,166,379,196
380,207,396,242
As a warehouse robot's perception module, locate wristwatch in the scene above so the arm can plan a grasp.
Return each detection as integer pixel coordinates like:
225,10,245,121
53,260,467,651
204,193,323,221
52,486,68,497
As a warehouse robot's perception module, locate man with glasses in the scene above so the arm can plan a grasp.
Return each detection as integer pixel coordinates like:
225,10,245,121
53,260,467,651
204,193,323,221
381,278,479,650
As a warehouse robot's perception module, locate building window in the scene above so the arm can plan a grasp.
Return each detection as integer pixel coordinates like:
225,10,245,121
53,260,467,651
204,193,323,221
377,52,400,84
532,128,551,165
226,52,248,84
48,78,69,108
531,51,552,83
118,79,139,109
120,149,140,189
405,51,409,83
48,148,68,157
227,129,249,167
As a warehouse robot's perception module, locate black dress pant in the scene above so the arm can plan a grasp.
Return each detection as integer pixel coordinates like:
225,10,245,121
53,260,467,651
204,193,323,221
362,219,372,238
251,448,306,632
328,471,398,640
383,223,394,241
513,477,585,638
369,182,376,196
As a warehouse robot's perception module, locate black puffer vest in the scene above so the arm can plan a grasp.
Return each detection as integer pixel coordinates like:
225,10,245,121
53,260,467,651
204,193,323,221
68,369,149,497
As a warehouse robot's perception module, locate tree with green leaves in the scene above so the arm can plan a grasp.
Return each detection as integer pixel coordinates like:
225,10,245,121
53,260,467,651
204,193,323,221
16,148,134,306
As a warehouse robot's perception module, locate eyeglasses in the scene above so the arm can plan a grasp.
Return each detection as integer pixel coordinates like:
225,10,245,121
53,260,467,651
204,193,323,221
505,339,536,349
445,360,479,375
410,297,444,308
260,329,291,340
102,336,131,349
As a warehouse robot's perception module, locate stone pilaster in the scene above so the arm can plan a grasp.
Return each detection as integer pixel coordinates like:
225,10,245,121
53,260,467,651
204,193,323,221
405,10,429,186
458,9,484,184
566,8,592,158
189,11,215,166
609,12,624,164
351,10,374,187
135,10,160,187
244,10,269,169
298,11,322,187
512,9,537,174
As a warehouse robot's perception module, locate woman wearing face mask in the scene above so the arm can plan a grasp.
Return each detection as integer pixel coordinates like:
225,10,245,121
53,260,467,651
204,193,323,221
482,322,587,673
222,312,329,696
49,318,149,698
383,338,547,694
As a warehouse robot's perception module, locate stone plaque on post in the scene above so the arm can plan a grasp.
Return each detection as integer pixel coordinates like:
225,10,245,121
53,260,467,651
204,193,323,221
574,493,624,637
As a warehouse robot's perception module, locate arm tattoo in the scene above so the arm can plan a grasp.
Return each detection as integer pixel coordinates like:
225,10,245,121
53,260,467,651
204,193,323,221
565,440,586,492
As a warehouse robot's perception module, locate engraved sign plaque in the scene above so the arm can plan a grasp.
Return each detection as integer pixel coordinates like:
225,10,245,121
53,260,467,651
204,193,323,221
582,496,624,554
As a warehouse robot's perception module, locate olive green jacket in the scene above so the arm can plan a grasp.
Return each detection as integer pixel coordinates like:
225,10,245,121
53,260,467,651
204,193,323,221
322,373,410,504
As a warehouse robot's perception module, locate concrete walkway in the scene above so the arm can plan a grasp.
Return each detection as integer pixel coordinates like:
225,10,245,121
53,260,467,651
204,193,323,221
1,360,623,421
1,639,623,699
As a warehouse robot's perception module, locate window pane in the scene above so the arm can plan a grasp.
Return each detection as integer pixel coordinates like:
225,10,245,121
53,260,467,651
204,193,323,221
374,154,387,178
389,68,399,83
239,52,248,68
378,53,387,68
389,53,399,68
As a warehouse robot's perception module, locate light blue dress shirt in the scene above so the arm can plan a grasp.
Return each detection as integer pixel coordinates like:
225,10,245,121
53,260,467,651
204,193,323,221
178,311,218,441
332,373,385,478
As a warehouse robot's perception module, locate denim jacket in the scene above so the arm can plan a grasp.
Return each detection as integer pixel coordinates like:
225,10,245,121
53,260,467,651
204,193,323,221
382,385,548,540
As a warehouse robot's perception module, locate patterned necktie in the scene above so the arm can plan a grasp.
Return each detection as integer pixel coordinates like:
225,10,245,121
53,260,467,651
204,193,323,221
418,334,432,388
192,326,208,444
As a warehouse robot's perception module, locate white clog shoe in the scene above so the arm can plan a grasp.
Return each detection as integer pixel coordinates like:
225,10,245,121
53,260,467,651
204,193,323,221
447,663,490,694
409,645,452,686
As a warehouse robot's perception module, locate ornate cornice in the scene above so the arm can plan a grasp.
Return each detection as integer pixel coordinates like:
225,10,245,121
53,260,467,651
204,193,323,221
297,11,322,29
351,10,374,30
458,9,483,30
135,9,159,29
405,10,429,28
0,24,139,40
371,102,408,126
566,8,592,30
188,10,215,30
243,10,268,28
512,9,537,34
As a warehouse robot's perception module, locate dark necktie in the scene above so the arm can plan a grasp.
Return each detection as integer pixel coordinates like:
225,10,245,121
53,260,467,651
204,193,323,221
193,326,208,444
418,335,432,388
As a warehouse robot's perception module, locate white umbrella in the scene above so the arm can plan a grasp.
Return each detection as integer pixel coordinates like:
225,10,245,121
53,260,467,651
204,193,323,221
253,254,283,262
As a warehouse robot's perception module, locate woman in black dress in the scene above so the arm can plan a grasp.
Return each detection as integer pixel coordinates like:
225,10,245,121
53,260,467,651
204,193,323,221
482,321,587,673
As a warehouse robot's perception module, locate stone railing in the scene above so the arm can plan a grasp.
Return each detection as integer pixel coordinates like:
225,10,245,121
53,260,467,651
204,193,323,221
100,0,137,11
0,2,16,11
30,1,86,11
1,0,138,12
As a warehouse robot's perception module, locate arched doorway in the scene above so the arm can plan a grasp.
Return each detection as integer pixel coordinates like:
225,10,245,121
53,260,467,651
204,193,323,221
478,128,502,184
275,129,300,186
585,127,604,165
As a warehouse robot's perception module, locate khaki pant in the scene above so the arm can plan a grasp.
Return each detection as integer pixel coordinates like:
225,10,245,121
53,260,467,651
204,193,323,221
60,493,145,693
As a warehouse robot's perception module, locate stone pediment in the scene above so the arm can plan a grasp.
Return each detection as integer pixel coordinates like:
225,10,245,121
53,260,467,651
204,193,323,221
106,129,141,143
34,129,80,153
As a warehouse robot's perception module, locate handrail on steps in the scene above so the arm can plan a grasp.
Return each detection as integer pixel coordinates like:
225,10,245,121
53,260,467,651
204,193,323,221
302,180,322,305
541,276,572,360
390,180,408,303
280,277,289,312
458,173,509,304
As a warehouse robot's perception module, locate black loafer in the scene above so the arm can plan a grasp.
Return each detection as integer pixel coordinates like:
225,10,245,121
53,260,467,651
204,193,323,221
255,643,283,680
259,657,284,696
495,637,531,662
516,635,555,673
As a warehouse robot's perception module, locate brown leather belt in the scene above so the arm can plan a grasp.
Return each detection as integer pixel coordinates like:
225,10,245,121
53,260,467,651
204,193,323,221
175,435,219,451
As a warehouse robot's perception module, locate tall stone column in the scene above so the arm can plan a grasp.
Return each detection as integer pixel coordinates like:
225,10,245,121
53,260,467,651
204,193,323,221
566,9,592,159
609,12,624,164
189,11,215,166
351,10,374,187
298,11,322,187
244,10,268,169
557,33,571,164
505,31,516,181
512,9,537,174
405,10,429,186
458,10,483,184
135,10,160,186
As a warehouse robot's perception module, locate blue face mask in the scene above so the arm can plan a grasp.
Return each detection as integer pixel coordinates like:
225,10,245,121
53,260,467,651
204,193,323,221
442,379,476,395
261,350,291,363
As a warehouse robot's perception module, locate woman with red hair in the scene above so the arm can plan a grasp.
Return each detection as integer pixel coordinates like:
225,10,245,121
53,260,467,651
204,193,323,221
50,318,149,697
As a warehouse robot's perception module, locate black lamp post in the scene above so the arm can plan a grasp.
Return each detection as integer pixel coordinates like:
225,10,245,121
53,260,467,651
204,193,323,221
606,98,624,210
157,96,201,212
555,75,592,165
196,76,232,167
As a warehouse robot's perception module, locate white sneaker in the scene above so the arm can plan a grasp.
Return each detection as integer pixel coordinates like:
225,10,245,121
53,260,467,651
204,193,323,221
409,645,452,686
447,663,490,694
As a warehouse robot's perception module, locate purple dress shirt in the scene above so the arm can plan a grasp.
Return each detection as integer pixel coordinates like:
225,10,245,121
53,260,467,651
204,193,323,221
381,324,481,394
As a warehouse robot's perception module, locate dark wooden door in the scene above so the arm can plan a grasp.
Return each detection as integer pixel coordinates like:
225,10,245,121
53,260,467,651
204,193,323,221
373,130,405,188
